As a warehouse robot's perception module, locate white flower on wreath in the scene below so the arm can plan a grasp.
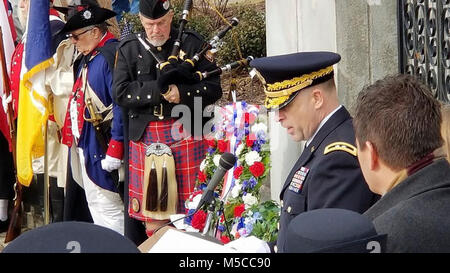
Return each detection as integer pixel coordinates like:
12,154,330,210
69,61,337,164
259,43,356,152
213,154,221,167
199,159,207,172
186,194,202,210
251,122,267,134
231,179,241,198
245,151,262,166
235,142,245,157
243,193,258,208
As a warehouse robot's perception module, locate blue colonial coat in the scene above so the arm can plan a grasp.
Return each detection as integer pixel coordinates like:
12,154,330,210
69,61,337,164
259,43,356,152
62,34,123,192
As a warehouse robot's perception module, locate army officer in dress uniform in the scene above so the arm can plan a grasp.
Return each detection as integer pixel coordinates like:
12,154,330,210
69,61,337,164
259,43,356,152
250,51,379,253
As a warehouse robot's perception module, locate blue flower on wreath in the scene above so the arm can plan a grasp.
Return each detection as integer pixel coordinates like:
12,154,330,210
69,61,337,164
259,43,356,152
252,212,262,221
252,142,261,152
218,225,226,232
242,180,249,191
207,147,216,154
237,217,245,230
184,209,196,225
249,177,257,189
198,183,207,191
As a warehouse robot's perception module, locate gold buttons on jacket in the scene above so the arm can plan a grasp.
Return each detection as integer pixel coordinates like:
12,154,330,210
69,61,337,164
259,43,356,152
147,95,151,99
136,96,140,100
287,206,292,213
127,94,132,99
280,200,284,207
274,245,278,253
187,92,191,96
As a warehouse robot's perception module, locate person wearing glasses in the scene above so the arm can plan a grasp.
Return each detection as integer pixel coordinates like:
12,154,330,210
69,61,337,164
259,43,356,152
59,3,125,235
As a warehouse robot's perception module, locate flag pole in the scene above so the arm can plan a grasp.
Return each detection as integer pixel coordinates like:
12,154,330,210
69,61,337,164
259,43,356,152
44,119,50,225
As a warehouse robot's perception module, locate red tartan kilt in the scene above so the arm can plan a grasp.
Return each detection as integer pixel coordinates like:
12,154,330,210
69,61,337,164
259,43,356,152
128,119,206,222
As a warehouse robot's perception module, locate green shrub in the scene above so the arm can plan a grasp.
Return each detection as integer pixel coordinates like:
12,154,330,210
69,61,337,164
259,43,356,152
215,5,266,64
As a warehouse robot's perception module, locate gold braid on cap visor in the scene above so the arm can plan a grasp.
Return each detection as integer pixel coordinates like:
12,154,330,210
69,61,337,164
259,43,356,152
261,66,334,109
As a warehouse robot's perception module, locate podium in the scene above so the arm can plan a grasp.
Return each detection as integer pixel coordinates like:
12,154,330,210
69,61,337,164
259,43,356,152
138,227,238,253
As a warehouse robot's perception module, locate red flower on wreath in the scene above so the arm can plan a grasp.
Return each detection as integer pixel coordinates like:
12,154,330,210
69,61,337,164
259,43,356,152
234,204,245,218
206,139,216,148
246,138,254,147
233,166,243,179
218,139,229,153
221,235,231,244
198,171,207,182
191,210,207,231
249,161,265,177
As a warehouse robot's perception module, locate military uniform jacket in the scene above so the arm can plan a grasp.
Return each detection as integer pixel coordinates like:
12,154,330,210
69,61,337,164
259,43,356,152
61,35,124,192
277,106,377,252
113,28,222,141
364,158,450,253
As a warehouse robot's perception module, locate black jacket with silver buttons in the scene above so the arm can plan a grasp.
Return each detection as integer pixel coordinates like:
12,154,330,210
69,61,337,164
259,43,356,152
113,28,222,141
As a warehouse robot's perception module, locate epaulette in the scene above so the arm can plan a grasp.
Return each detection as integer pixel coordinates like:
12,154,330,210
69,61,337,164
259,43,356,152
324,142,357,157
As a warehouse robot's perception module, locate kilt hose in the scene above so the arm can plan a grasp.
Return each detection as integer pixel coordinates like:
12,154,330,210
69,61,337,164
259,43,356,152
128,118,206,222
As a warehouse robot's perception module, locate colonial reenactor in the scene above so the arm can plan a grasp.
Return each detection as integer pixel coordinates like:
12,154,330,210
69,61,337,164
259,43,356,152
113,0,222,239
249,51,378,253
3,0,67,225
60,3,125,234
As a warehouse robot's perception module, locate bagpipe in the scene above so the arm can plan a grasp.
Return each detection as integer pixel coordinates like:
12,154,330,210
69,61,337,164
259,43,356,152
156,0,253,92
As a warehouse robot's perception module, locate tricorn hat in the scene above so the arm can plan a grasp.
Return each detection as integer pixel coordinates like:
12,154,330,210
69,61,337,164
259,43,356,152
250,51,341,111
283,208,386,253
61,3,116,33
139,0,171,20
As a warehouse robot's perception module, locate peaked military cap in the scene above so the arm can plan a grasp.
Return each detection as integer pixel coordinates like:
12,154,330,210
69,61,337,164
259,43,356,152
250,51,341,110
2,222,140,253
61,3,116,33
283,208,386,253
139,0,171,20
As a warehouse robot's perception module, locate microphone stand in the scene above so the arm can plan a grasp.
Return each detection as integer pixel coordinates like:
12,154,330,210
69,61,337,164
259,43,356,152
201,199,216,236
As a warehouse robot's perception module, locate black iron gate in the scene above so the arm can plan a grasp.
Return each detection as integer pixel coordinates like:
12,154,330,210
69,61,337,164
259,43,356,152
398,0,450,102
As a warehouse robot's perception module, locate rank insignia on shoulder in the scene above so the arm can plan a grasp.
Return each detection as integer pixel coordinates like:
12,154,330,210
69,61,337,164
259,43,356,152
324,142,357,156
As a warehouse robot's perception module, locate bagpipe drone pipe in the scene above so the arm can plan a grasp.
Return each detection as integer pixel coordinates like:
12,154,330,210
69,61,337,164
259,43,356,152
156,0,252,91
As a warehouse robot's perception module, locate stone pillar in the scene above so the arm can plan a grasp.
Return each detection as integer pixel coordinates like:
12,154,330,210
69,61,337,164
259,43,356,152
265,0,337,200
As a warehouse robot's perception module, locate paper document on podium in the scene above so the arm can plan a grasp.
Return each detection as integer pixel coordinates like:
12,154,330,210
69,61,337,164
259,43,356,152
148,229,239,253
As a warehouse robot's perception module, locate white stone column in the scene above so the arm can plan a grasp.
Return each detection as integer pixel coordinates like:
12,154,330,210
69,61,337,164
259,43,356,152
265,0,337,200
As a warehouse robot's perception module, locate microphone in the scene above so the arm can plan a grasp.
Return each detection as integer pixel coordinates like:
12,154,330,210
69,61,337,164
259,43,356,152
196,152,237,210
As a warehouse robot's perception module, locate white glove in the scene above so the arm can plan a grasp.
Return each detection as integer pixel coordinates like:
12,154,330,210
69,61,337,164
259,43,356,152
101,155,122,172
2,93,12,114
